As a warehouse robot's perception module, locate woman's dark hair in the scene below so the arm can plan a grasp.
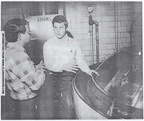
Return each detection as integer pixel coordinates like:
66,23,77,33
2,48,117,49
52,15,73,38
4,18,28,42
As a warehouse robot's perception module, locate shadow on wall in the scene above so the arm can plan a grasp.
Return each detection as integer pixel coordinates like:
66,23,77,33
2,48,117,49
24,39,46,65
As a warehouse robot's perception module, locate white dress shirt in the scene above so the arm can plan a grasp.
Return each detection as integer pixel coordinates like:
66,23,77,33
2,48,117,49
43,35,90,74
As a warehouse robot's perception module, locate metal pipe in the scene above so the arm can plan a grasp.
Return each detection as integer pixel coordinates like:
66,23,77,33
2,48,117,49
114,2,117,51
89,14,94,64
89,14,99,64
91,25,94,64
114,2,119,51
93,20,99,63
89,25,94,64
116,3,119,50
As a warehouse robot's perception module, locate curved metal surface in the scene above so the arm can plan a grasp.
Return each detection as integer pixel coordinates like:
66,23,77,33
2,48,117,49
73,45,143,119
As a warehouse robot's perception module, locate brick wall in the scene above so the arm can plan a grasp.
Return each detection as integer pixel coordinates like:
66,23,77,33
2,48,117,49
131,2,142,45
65,2,142,65
1,2,142,65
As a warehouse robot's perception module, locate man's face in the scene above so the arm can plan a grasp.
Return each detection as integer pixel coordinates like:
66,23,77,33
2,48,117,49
21,24,31,43
53,22,66,39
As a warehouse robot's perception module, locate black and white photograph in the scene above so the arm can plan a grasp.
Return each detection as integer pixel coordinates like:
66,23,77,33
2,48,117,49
1,0,143,119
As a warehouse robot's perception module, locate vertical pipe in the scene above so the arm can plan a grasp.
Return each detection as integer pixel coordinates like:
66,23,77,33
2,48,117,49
89,14,94,64
94,21,99,63
114,2,117,51
116,2,119,50
114,2,119,51
89,15,99,64
91,25,94,64
90,25,94,64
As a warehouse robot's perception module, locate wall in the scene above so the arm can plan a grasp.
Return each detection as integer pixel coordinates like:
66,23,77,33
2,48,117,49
131,2,142,46
1,2,22,30
65,2,142,65
1,2,142,65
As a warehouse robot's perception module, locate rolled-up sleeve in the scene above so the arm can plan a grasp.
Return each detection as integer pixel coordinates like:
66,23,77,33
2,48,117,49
75,43,91,74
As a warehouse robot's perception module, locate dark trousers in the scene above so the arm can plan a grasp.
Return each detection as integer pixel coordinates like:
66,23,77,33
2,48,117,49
2,80,53,119
49,71,77,119
2,96,45,119
2,71,77,119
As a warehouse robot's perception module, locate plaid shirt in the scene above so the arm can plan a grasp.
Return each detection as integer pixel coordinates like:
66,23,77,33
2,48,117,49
5,43,45,100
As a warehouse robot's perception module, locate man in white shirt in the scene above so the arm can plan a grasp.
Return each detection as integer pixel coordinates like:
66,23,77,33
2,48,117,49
43,15,99,119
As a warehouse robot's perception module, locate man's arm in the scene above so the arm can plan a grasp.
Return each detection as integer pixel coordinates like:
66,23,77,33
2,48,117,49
75,43,91,74
10,51,45,91
43,41,53,70
75,43,99,76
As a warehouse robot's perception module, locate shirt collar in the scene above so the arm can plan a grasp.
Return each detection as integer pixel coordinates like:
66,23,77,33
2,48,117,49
6,42,25,52
55,34,70,42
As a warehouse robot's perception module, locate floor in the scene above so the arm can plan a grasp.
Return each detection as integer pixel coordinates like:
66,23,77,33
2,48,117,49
1,63,100,120
1,71,72,119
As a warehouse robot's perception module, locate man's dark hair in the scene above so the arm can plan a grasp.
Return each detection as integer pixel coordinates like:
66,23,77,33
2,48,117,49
4,18,28,42
52,15,68,28
52,15,74,38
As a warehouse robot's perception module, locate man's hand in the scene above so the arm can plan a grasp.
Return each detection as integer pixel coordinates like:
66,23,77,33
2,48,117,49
87,70,99,77
62,62,79,73
36,61,45,71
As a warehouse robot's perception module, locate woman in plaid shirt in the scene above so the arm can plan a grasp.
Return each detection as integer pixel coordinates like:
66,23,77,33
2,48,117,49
4,18,45,119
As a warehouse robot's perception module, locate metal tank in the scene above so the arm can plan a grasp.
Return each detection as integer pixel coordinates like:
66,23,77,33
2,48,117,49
72,44,143,119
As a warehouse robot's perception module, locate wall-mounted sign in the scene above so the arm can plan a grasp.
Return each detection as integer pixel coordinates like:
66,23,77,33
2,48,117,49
26,15,57,40
37,17,51,22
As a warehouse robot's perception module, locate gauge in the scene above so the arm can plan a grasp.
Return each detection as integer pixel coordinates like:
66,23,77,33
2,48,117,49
87,5,94,13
